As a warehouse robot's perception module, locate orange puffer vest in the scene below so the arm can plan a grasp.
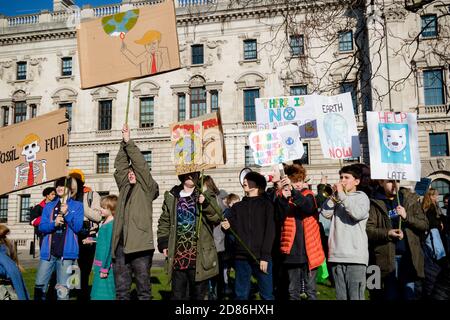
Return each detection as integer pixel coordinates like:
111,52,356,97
280,189,325,270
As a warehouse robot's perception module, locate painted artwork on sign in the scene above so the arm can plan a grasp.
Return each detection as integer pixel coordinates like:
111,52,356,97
0,108,69,195
170,112,225,175
77,2,180,89
255,95,318,138
367,111,420,181
248,124,304,166
315,92,360,159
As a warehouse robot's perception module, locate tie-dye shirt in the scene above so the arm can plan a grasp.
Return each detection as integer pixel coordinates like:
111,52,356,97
173,191,197,270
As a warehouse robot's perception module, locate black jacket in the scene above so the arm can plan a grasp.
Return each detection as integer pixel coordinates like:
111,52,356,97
228,195,275,262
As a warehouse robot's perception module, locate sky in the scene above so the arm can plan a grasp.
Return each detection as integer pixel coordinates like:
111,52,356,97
0,0,122,16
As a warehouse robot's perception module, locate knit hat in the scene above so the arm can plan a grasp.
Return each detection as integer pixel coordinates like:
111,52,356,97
244,171,267,192
68,168,85,184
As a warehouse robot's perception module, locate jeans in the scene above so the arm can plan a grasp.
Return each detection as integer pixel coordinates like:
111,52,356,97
286,264,317,300
332,263,366,300
384,255,417,300
172,269,208,300
234,259,274,300
34,256,75,300
113,243,154,300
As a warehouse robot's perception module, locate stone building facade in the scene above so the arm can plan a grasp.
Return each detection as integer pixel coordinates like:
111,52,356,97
0,0,449,249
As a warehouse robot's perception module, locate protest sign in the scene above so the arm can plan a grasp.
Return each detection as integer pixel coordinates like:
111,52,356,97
255,95,317,138
415,177,432,196
367,111,421,181
0,108,69,195
170,112,225,175
248,124,304,166
77,1,180,89
315,92,360,159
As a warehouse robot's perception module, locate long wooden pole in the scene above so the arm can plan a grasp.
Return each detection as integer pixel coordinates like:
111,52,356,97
125,80,132,125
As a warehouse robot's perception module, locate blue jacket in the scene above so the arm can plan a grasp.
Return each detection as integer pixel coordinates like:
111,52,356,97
39,197,84,260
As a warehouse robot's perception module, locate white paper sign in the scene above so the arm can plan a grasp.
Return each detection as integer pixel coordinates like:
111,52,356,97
367,111,421,181
315,92,360,159
248,124,304,166
255,95,318,138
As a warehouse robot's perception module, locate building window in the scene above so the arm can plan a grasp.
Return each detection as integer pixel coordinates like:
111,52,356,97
16,61,27,80
19,195,30,223
139,97,154,128
290,35,304,56
211,90,219,113
430,133,449,157
338,31,353,52
293,143,309,165
190,87,207,118
245,146,255,167
421,15,438,38
30,104,37,118
142,151,152,170
178,94,186,121
96,153,109,174
191,44,204,65
14,101,27,124
344,156,360,163
59,103,72,131
244,39,257,60
340,82,358,114
0,196,8,223
431,179,450,207
61,57,73,76
290,85,307,96
244,89,259,121
98,100,112,131
423,69,445,106
2,107,9,126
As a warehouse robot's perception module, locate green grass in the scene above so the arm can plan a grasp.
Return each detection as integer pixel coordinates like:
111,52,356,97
22,267,339,300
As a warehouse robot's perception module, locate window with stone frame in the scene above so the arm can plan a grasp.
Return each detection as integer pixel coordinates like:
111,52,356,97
190,87,207,118
245,146,255,167
423,69,445,106
243,39,257,60
178,93,186,121
59,103,72,132
14,101,27,124
338,30,353,52
142,151,152,171
191,44,204,65
2,107,9,126
96,153,109,174
290,34,305,56
421,14,438,38
429,132,449,157
0,196,8,223
139,97,154,128
244,89,259,121
16,61,27,80
98,100,112,131
61,57,73,76
30,104,37,118
210,90,219,113
19,195,30,223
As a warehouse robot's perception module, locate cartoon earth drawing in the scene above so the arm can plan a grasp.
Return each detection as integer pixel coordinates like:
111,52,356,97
101,9,139,38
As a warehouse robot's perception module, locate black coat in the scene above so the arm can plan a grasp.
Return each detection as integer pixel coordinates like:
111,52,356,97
228,195,275,262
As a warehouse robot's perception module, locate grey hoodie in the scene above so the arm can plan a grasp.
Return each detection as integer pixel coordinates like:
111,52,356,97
321,190,369,265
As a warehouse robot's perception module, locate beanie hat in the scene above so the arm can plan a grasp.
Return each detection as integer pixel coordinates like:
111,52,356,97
68,168,85,184
244,171,267,192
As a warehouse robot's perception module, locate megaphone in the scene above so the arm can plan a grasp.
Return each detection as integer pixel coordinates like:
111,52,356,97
239,167,253,187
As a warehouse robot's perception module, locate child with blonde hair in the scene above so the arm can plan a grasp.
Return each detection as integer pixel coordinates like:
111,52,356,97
90,195,117,300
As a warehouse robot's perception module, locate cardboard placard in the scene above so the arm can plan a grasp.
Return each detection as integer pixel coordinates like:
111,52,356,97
367,111,421,181
170,112,225,175
0,108,69,195
77,1,180,89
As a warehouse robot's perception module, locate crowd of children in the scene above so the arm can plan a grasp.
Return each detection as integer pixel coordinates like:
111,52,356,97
1,125,450,301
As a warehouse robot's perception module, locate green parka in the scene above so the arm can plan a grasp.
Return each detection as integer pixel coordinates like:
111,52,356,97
112,140,159,258
366,188,428,279
157,185,221,283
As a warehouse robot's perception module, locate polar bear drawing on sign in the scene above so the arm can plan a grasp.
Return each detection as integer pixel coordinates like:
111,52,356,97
382,127,407,153
379,124,411,164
